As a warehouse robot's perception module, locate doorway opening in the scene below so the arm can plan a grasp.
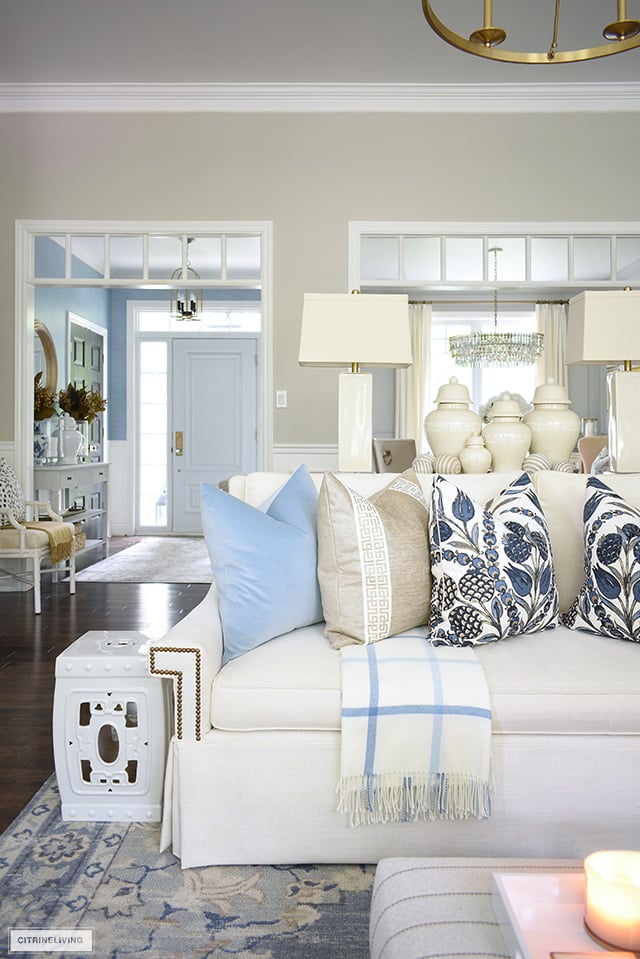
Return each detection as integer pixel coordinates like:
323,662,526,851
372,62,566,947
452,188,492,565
15,220,273,537
133,303,260,534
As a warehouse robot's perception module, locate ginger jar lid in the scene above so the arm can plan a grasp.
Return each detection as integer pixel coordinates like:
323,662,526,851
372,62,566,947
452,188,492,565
433,376,473,406
531,378,571,407
489,393,522,419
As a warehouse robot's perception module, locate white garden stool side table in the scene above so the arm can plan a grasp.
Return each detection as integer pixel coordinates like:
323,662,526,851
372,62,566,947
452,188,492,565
53,630,172,823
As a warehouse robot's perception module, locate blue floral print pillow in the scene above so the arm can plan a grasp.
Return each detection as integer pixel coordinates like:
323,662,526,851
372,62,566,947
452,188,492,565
563,477,640,643
429,473,559,646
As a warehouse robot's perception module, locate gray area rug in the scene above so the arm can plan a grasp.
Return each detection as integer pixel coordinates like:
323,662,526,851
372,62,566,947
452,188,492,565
75,537,213,583
0,777,374,958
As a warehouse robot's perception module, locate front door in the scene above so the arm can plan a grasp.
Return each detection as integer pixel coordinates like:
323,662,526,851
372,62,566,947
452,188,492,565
171,337,258,533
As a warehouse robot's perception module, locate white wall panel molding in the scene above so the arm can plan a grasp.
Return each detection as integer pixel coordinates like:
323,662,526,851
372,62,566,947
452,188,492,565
1,82,640,114
272,445,338,473
0,442,15,469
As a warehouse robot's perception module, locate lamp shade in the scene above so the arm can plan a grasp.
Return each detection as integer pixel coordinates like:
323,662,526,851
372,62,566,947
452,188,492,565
566,290,640,365
298,293,412,368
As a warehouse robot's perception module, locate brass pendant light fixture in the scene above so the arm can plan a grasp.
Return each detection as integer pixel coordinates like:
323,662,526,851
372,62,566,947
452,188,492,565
423,0,640,63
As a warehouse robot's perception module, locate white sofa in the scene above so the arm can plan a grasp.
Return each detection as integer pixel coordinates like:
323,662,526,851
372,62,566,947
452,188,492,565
148,469,640,868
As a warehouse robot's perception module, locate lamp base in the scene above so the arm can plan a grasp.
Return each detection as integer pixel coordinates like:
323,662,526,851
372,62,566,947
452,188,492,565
608,370,640,472
338,371,372,472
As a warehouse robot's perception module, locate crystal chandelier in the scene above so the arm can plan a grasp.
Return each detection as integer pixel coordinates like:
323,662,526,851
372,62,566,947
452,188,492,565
423,0,640,63
170,238,203,321
449,247,544,368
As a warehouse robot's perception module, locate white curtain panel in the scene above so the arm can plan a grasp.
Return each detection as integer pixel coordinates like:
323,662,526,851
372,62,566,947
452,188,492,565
536,301,568,387
395,302,432,453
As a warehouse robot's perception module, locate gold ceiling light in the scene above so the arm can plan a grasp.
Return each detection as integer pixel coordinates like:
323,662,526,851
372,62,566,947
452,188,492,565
422,0,640,63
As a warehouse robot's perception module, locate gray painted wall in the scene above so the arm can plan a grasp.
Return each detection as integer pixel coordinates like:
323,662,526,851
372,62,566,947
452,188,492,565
2,110,639,448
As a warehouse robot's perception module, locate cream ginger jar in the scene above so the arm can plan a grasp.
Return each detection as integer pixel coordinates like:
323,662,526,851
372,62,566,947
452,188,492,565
482,393,531,472
459,432,492,474
523,379,581,465
424,377,482,457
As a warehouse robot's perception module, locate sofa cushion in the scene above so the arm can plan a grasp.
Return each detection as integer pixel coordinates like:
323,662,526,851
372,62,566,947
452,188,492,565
429,472,559,646
201,464,323,662
563,476,640,643
211,623,341,731
317,469,430,649
209,624,639,737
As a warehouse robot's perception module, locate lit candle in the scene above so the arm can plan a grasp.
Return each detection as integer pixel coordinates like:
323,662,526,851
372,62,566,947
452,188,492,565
584,850,640,950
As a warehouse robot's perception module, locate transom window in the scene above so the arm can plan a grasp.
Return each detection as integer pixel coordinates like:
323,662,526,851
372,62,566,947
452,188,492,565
356,227,640,288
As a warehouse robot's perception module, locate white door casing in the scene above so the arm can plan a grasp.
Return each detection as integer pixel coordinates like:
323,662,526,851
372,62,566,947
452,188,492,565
14,220,273,516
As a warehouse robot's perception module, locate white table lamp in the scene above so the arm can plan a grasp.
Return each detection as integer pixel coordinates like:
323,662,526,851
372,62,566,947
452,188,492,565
299,292,412,472
566,289,640,473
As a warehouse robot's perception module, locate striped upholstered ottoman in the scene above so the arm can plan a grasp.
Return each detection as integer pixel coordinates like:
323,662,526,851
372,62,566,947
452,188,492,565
369,857,582,959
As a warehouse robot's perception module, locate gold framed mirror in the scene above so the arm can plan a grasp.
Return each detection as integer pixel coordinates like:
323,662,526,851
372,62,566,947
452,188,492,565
34,320,58,394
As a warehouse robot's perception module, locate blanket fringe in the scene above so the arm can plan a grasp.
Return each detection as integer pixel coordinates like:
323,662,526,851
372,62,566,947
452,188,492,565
337,772,493,827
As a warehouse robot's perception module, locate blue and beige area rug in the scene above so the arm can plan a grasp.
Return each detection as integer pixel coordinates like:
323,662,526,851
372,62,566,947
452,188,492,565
0,778,374,958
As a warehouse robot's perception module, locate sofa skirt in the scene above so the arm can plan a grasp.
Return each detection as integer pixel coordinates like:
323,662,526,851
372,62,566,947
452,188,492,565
160,728,639,869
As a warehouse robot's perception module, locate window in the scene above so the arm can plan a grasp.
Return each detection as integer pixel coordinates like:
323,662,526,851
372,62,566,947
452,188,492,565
138,340,168,528
430,308,538,415
136,307,261,334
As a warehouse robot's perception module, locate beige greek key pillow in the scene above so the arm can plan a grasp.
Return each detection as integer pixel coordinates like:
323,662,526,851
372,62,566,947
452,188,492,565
317,469,430,648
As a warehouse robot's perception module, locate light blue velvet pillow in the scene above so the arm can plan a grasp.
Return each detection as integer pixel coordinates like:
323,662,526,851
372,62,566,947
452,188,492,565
200,464,323,662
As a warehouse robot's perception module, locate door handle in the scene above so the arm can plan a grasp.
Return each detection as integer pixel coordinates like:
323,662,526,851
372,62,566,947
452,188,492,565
175,430,183,456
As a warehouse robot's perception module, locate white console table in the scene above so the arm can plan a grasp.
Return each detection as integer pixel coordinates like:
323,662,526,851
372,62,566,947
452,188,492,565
34,462,109,560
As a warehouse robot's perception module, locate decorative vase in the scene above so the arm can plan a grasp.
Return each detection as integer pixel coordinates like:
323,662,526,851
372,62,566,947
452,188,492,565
424,377,482,457
76,420,89,462
459,433,492,474
59,414,83,464
482,393,531,472
523,379,581,465
33,421,49,465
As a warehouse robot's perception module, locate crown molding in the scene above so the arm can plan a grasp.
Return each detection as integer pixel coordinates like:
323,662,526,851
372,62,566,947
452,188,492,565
1,81,639,113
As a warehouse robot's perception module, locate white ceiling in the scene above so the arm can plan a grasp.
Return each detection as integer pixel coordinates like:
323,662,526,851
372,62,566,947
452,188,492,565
2,0,639,87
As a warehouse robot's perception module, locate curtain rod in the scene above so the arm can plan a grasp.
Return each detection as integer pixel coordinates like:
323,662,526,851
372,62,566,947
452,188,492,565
409,298,568,306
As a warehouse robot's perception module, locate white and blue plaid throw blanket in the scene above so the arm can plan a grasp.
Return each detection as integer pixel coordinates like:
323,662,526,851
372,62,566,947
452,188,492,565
338,628,493,825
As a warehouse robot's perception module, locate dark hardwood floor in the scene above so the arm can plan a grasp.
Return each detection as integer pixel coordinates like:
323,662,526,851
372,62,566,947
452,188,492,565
0,540,209,834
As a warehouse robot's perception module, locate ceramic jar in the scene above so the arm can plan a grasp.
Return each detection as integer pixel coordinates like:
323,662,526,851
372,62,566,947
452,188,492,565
424,377,482,457
59,414,83,464
523,379,581,465
482,393,531,472
459,432,492,474
33,421,49,465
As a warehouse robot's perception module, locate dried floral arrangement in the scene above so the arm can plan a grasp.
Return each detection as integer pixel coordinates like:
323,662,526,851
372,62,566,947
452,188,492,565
34,371,57,420
58,383,108,423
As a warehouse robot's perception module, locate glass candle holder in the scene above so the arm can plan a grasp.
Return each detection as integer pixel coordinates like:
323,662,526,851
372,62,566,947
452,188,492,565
584,850,640,951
